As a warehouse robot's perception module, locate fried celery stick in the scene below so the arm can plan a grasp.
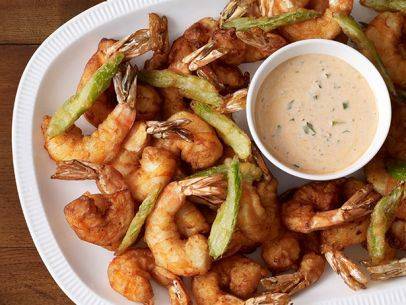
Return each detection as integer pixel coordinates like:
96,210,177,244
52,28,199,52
47,53,124,138
116,187,161,255
334,13,397,97
189,160,262,183
139,70,223,107
222,9,321,31
360,0,406,13
209,157,242,259
191,101,251,159
367,182,405,265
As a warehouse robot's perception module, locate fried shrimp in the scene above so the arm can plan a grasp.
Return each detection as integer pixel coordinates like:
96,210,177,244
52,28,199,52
261,231,301,273
192,255,291,305
124,146,178,202
58,161,134,250
77,39,118,127
110,121,150,176
281,180,380,233
261,252,325,295
261,232,325,295
321,218,370,290
365,151,401,196
184,27,286,69
79,14,167,126
198,62,250,95
320,180,374,290
153,111,223,170
108,248,191,305
230,178,278,252
273,0,353,41
42,64,137,164
365,12,406,89
176,201,210,237
145,176,226,276
226,148,280,256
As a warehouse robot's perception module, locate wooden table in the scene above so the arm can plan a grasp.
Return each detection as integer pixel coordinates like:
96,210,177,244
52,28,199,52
0,2,102,304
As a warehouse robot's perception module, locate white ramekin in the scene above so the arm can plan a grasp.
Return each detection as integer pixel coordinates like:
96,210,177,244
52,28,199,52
247,39,391,181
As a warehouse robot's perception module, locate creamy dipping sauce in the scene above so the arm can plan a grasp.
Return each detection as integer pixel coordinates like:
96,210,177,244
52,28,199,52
256,54,378,174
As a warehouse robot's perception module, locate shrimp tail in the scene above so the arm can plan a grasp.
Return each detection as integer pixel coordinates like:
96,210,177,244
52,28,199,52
52,160,127,195
51,160,99,180
245,293,292,305
146,118,194,142
182,41,227,71
367,258,406,280
179,175,227,198
107,30,151,60
221,88,248,113
220,0,249,26
324,247,368,290
107,13,168,60
113,63,138,108
341,184,380,211
260,273,303,295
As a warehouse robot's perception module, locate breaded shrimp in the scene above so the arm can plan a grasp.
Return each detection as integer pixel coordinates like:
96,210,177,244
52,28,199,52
112,116,215,202
273,0,353,41
320,179,371,290
124,146,178,202
197,62,250,95
153,111,223,170
227,147,280,256
80,14,167,126
58,162,134,250
108,248,191,305
176,201,210,237
42,65,137,164
261,252,325,295
365,102,405,196
78,39,118,127
110,121,150,176
184,28,286,69
230,181,277,250
145,176,226,276
144,14,171,71
192,255,290,305
365,12,406,88
261,231,301,273
281,180,381,233
321,218,370,290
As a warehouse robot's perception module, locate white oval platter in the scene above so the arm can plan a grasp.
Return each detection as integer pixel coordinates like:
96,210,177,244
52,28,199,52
12,0,406,304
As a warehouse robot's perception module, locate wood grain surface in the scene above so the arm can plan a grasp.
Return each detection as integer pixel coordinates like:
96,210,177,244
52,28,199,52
0,1,102,304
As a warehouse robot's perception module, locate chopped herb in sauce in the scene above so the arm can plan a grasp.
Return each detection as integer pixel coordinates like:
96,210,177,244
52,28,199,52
303,122,316,135
342,101,349,109
289,118,295,122
293,164,300,168
287,100,295,110
312,94,319,101
331,120,345,126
